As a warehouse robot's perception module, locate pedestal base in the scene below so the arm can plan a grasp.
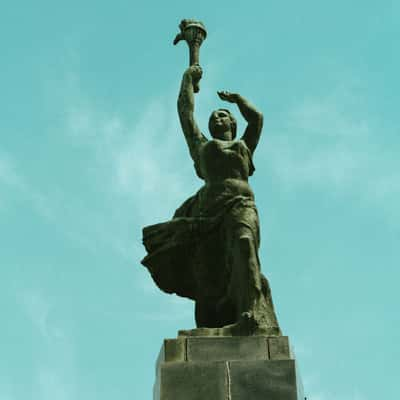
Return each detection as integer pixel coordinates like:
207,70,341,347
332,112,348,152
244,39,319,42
154,336,304,400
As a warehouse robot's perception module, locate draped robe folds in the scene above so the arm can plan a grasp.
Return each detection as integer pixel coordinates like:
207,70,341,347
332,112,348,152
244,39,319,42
141,139,280,333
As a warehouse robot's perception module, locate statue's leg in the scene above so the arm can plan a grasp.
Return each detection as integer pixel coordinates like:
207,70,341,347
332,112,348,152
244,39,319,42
226,223,281,334
193,229,236,328
260,273,281,333
195,297,235,328
229,226,265,319
195,299,216,327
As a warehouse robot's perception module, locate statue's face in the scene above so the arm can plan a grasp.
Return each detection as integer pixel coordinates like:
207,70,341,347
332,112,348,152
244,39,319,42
209,110,233,140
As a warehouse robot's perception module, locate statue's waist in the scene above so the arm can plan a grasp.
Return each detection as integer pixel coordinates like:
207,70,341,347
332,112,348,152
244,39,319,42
200,179,254,203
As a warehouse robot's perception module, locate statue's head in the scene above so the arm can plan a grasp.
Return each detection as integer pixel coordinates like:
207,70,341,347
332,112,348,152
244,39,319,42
208,109,237,140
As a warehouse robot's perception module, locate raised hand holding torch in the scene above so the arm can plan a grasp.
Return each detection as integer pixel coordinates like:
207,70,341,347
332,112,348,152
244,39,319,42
173,19,207,93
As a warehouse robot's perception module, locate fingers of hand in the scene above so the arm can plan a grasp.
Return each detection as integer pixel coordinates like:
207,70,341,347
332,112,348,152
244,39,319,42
185,65,202,78
218,90,234,101
191,65,202,79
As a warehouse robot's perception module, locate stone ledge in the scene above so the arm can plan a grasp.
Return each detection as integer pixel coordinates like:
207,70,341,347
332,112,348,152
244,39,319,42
158,335,291,363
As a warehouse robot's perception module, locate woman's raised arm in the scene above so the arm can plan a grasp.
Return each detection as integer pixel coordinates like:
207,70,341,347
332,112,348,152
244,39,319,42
177,66,207,163
217,91,263,154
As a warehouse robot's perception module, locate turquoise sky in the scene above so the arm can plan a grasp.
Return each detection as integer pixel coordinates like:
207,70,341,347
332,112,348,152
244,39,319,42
1,1,399,399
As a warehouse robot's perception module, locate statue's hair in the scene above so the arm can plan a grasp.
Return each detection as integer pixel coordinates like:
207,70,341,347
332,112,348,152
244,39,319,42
209,109,237,139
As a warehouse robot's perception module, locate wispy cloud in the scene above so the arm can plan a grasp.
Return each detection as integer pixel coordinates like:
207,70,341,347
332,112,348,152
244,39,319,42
110,96,197,224
19,289,51,338
17,287,77,400
57,89,196,265
36,368,75,400
61,66,229,227
0,151,55,220
56,71,225,266
65,92,204,220
0,150,122,259
263,83,400,223
0,153,19,186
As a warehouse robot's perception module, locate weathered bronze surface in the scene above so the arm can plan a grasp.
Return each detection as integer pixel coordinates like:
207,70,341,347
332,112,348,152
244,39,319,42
141,19,281,336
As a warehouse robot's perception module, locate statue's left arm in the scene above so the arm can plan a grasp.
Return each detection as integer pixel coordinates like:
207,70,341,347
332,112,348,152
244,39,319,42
218,91,263,154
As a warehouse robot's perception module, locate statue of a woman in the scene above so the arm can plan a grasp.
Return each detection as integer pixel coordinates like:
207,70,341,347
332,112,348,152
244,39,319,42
142,65,281,336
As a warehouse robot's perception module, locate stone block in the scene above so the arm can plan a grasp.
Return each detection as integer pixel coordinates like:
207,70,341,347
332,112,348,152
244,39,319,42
229,359,300,400
186,336,269,362
268,336,291,360
158,361,227,400
154,336,304,400
160,338,186,362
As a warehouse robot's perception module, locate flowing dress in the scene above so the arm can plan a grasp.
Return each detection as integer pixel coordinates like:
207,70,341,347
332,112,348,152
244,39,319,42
142,138,280,332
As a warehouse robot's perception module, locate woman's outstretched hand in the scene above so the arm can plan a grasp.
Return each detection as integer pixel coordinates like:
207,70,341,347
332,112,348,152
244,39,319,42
217,91,239,103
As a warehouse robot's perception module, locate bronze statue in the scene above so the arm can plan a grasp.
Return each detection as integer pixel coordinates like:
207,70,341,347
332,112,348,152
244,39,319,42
141,20,281,336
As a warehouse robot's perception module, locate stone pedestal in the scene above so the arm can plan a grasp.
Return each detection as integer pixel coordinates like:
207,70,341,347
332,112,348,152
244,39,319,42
154,336,304,400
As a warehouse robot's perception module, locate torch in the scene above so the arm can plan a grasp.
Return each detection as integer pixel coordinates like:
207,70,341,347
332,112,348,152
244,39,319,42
173,19,207,93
